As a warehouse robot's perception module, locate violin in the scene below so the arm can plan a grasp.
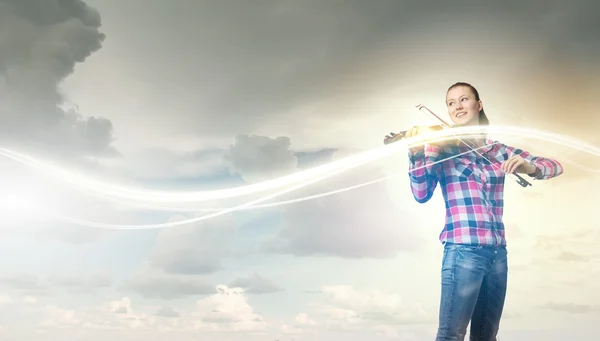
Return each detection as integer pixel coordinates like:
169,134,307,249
383,124,459,146
383,104,532,188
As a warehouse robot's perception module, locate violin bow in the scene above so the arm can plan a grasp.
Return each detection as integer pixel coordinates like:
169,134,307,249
414,104,532,188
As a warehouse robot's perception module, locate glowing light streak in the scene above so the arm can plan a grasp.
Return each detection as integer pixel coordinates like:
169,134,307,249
1,125,597,206
1,126,599,230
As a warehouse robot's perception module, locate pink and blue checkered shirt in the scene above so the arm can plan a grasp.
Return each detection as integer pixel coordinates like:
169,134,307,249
408,139,563,246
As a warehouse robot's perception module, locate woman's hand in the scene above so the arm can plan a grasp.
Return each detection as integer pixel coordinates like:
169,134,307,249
501,155,537,175
404,126,436,139
404,126,439,153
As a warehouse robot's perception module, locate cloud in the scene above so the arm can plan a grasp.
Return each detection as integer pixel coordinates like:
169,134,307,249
0,0,117,159
48,270,112,294
156,306,180,318
0,271,114,298
226,135,297,183
223,134,424,258
0,285,276,341
555,251,590,262
317,285,429,323
147,214,237,276
0,273,49,297
194,285,268,332
283,284,432,339
541,302,600,314
122,268,215,300
0,273,40,290
534,228,600,264
37,297,152,332
254,149,424,258
229,272,281,294
0,0,122,246
65,0,600,157
107,147,230,181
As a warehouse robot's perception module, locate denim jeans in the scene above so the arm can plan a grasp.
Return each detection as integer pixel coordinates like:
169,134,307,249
435,242,508,341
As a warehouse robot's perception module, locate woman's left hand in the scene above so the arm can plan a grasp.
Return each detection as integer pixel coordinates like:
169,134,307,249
501,155,537,175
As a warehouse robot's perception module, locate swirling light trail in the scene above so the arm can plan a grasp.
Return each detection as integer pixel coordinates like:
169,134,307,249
36,131,600,229
43,143,492,229
0,125,598,207
1,126,599,230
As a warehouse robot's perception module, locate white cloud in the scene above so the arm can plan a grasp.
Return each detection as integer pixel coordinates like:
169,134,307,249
0,286,273,340
192,285,268,333
314,285,430,326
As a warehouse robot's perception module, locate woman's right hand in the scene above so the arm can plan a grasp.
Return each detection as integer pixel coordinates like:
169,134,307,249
405,126,424,153
405,126,436,138
405,126,441,153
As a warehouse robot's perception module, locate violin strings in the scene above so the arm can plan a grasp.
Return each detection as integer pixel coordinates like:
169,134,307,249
416,105,529,186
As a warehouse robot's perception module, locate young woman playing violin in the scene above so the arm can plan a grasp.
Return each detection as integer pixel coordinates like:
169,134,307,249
404,82,563,341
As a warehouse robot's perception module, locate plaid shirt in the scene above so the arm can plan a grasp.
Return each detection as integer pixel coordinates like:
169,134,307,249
408,139,563,246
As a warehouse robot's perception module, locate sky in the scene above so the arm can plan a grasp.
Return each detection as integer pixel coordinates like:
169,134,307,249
0,0,599,340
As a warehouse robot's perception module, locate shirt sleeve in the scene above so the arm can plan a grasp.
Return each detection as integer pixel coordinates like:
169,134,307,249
502,144,564,180
407,144,443,203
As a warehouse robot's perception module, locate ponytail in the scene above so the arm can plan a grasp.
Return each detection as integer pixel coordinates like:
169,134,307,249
479,109,489,126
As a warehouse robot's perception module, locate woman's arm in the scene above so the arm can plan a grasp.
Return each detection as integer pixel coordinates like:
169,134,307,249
408,144,443,203
501,144,564,180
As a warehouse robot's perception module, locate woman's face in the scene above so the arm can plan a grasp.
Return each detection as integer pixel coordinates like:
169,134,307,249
446,86,483,126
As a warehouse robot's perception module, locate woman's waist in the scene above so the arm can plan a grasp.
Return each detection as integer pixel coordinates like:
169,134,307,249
444,220,505,231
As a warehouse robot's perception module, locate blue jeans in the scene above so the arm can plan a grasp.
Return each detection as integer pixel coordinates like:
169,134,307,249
435,243,508,341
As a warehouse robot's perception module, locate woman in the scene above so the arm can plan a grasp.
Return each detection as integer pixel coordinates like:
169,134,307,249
405,82,563,341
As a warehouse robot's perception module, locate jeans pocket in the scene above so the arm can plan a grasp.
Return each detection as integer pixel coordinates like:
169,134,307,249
456,244,483,252
441,246,457,283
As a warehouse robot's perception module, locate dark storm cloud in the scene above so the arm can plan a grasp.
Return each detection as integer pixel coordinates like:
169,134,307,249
0,0,116,158
94,0,599,142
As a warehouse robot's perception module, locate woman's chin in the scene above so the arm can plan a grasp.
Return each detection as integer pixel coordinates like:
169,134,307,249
454,119,478,127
